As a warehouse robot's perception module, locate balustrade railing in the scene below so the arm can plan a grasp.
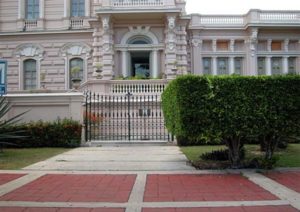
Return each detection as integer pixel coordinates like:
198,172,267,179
200,16,244,25
191,10,300,27
259,12,300,22
111,0,164,7
70,19,84,29
25,20,37,29
110,80,167,94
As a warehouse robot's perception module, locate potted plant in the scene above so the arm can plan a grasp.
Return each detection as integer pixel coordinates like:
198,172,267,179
71,66,82,89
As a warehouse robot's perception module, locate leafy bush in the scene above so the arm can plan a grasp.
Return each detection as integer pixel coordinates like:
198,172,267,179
2,119,82,148
162,75,300,168
200,148,245,161
0,97,27,141
162,75,218,146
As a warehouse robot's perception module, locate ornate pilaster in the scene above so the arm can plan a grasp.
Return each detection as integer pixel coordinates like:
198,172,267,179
230,39,235,52
177,22,188,75
92,22,101,78
246,27,258,75
165,15,177,79
284,39,289,52
190,32,202,74
100,14,114,80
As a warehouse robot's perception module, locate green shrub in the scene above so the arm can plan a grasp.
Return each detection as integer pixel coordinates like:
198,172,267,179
200,147,245,161
162,75,300,168
162,75,219,146
2,119,82,148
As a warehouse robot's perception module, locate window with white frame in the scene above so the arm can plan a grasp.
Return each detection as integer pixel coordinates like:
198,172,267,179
71,0,85,17
271,57,282,75
26,0,39,20
24,59,37,90
217,58,228,75
69,58,84,88
202,57,212,75
234,57,243,75
288,57,297,74
257,57,266,75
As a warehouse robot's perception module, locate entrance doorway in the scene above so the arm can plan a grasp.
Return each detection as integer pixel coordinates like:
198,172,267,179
130,51,150,78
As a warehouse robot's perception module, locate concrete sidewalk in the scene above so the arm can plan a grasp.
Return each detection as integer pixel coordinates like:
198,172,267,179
23,146,194,171
0,145,299,212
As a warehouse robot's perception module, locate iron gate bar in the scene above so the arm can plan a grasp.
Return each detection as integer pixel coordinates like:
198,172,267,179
84,91,169,142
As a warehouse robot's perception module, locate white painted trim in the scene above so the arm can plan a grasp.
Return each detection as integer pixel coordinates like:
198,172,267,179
85,0,91,17
5,93,83,97
64,0,70,17
40,0,45,19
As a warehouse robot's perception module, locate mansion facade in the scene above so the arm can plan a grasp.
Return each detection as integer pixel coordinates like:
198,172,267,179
0,0,300,93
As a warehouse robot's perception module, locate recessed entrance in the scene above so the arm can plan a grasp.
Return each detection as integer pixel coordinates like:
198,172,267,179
130,51,150,78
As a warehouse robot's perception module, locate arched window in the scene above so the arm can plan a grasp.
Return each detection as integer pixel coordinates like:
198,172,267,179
26,0,39,20
69,58,84,88
127,36,152,45
71,0,85,17
24,59,37,90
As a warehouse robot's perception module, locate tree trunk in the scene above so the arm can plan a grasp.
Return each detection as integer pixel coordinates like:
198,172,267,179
226,137,241,169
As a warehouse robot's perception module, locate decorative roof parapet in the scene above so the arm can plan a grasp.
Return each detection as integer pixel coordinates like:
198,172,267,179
189,9,300,29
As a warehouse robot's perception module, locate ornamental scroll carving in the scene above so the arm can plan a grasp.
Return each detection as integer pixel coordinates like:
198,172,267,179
191,39,202,47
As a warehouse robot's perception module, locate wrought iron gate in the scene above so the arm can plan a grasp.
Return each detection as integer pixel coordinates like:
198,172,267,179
84,91,169,141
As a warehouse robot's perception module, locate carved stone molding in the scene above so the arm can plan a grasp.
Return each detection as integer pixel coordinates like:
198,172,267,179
191,38,202,47
15,44,44,58
60,43,92,57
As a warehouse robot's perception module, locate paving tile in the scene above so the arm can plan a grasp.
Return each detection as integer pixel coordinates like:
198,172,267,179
0,208,125,212
0,174,26,186
0,174,136,203
142,205,298,212
144,174,278,202
264,171,300,193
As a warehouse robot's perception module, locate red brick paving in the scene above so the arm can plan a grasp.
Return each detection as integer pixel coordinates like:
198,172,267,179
144,174,278,202
264,171,300,193
142,205,298,212
0,174,136,203
0,208,125,212
0,174,26,186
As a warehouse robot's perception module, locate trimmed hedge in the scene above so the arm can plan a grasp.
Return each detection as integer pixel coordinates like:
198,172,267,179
1,119,82,148
162,75,300,166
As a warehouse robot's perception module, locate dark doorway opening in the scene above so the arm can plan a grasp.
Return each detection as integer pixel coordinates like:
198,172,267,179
131,51,150,78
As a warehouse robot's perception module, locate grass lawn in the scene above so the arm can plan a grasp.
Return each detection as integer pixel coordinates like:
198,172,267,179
0,148,71,170
181,144,300,168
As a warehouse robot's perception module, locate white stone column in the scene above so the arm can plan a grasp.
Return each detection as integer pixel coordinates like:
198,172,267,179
266,56,272,75
283,56,289,74
229,56,235,75
64,0,70,17
121,50,128,78
212,57,217,75
152,49,159,78
40,0,45,19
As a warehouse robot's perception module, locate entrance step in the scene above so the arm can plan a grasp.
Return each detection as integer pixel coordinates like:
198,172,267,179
88,140,176,147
